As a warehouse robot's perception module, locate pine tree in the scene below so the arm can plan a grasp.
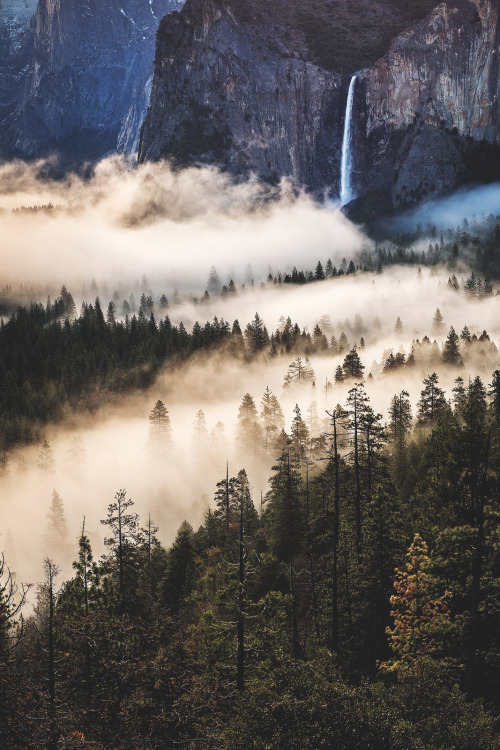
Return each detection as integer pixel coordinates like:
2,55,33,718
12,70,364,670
283,357,315,388
431,308,445,335
59,286,76,319
265,445,304,657
207,267,221,295
488,369,500,426
344,383,371,553
236,394,262,457
38,439,55,474
106,301,116,326
260,387,284,454
442,327,462,366
290,404,309,463
192,409,209,453
381,534,450,673
245,313,269,352
417,373,448,426
147,400,172,458
44,490,69,558
0,552,29,655
34,559,60,750
101,489,143,610
158,522,196,614
213,466,240,540
314,261,325,281
342,348,364,379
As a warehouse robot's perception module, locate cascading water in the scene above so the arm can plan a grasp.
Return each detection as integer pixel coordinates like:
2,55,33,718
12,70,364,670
340,73,358,206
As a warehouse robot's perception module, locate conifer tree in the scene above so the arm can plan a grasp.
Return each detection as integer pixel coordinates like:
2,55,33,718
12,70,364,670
260,387,284,454
265,445,304,656
192,409,209,453
381,534,450,673
442,326,462,366
101,490,143,609
388,390,412,491
431,308,445,335
314,261,325,281
290,404,309,463
283,356,315,388
236,394,262,457
147,400,172,458
344,383,371,552
44,490,69,558
245,313,269,352
417,373,448,426
342,349,364,379
158,522,196,615
38,439,55,474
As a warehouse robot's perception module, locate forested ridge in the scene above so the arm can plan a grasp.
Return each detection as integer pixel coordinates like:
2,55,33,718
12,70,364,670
1,208,499,452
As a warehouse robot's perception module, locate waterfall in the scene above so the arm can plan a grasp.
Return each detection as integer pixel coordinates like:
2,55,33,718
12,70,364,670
340,73,358,206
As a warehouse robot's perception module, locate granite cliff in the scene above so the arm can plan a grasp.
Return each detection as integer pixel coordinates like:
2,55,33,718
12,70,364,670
140,0,500,208
138,0,345,192
353,0,500,209
0,0,38,157
12,0,183,161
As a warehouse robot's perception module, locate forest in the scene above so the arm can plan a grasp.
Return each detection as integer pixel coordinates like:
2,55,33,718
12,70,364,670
2,362,500,748
2,179,500,748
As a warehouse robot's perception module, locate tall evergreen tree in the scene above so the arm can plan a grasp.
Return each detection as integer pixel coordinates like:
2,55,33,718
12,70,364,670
283,357,315,388
442,326,462,366
158,522,196,615
236,393,262,458
44,490,69,559
342,349,364,380
101,490,143,610
147,400,172,458
417,373,448,426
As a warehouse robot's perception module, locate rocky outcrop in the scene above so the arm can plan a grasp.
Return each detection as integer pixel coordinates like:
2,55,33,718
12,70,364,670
14,0,183,160
139,0,344,192
354,0,500,207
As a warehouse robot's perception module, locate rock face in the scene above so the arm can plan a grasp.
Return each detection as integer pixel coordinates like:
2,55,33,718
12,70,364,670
352,0,500,207
139,0,344,192
13,0,183,160
141,0,500,207
0,0,38,157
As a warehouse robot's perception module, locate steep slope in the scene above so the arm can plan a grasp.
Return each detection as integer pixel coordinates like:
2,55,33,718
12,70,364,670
0,0,38,157
139,0,345,191
353,0,500,207
14,0,183,160
140,0,500,207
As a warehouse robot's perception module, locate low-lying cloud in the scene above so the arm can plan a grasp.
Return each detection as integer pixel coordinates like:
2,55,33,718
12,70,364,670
0,157,366,291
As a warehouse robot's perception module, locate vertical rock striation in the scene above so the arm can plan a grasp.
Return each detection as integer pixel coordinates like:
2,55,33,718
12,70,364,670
139,0,344,193
14,0,184,161
140,0,500,208
0,0,38,157
355,0,500,207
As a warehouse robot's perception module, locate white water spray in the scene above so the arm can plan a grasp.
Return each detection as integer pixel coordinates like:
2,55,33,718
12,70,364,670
340,74,358,206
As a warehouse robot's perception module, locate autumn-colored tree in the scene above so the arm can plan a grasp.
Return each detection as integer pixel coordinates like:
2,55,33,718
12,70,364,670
381,533,451,674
